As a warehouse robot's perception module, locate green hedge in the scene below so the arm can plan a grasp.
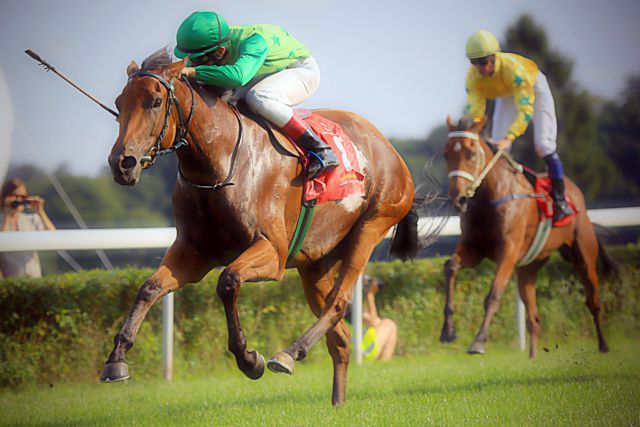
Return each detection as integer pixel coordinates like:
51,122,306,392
0,244,638,388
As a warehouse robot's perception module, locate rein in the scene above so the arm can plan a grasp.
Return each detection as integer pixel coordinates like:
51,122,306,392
129,71,196,167
178,104,244,190
446,131,523,198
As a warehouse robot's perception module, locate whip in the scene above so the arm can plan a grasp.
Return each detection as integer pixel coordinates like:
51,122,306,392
24,49,119,119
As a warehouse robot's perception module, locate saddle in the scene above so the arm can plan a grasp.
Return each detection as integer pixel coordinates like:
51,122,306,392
234,101,366,205
522,166,577,227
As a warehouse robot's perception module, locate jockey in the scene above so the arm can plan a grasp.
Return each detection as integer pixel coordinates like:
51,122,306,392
174,11,339,179
464,30,574,222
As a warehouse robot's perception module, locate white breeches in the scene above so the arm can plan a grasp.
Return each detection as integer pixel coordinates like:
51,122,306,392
491,72,558,157
234,56,321,127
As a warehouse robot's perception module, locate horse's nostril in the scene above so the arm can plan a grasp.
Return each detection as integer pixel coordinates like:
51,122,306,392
121,156,137,170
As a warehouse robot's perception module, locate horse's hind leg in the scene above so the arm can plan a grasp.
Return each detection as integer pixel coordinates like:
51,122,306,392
101,240,211,382
297,258,349,405
217,238,285,379
269,216,395,378
515,260,547,359
572,222,609,352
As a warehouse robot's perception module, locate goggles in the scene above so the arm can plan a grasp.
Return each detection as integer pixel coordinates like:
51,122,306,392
470,56,492,66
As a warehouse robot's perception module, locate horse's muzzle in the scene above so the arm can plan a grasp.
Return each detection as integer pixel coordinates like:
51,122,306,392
108,154,141,186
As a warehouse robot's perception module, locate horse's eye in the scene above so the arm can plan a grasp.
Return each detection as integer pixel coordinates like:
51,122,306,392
152,97,162,108
465,150,476,160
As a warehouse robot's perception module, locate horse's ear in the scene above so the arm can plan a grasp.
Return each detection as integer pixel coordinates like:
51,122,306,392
446,115,454,130
164,56,189,80
127,61,139,77
471,116,487,133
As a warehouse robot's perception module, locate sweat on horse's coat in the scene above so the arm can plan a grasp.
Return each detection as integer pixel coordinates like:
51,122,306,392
101,50,420,406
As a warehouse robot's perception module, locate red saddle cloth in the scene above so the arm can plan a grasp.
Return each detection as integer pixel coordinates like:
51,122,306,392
292,110,366,204
534,175,577,227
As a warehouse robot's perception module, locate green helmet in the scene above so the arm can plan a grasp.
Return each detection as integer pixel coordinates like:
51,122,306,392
466,30,500,59
174,11,231,59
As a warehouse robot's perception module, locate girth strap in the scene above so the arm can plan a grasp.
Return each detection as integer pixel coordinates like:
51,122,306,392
517,218,552,267
287,200,317,262
491,192,545,207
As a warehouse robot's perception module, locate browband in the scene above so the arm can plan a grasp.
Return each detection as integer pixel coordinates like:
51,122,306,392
448,131,479,141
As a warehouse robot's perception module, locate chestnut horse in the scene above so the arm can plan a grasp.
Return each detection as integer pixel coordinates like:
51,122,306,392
100,50,417,405
440,116,612,358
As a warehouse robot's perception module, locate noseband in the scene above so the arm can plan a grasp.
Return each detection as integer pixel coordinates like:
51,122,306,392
447,131,486,190
128,71,196,167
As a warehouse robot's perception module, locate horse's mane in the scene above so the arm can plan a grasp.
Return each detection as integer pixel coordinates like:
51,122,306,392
141,47,173,71
456,117,475,131
139,47,233,102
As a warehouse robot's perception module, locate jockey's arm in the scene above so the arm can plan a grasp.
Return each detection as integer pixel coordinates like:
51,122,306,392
193,33,269,88
464,72,487,123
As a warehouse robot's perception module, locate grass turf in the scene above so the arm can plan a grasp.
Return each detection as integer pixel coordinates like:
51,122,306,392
1,338,638,426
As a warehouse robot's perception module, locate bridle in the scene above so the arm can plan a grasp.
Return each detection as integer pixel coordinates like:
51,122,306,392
447,130,522,198
127,70,245,190
128,71,196,167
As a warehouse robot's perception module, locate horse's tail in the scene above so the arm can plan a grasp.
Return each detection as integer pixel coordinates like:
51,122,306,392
389,205,420,261
594,223,620,281
389,157,450,261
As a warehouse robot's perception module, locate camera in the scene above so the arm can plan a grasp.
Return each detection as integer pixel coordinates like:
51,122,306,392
10,200,30,209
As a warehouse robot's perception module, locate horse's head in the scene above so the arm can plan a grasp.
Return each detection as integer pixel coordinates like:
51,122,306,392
108,50,188,185
444,116,487,212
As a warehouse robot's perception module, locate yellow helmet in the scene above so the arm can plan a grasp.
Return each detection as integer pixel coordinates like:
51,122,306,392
466,30,500,59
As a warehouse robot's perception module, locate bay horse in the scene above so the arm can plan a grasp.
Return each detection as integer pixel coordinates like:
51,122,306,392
440,116,612,358
101,50,418,405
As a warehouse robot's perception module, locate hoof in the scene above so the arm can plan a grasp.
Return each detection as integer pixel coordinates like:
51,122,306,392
439,328,458,343
267,352,295,375
244,351,266,380
599,343,610,353
467,341,486,355
100,362,129,382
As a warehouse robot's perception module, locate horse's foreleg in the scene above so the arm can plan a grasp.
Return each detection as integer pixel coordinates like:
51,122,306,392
217,238,284,380
269,218,394,378
101,240,210,382
440,243,482,343
516,262,545,359
440,255,461,343
468,244,519,355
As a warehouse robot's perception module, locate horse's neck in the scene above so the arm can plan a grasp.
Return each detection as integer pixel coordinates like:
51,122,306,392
176,87,239,181
479,140,521,199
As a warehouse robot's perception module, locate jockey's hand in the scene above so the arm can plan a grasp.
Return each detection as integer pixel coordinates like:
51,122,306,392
179,67,197,79
495,137,512,151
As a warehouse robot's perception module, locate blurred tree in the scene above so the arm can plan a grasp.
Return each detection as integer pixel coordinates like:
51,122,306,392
597,74,640,200
390,124,449,194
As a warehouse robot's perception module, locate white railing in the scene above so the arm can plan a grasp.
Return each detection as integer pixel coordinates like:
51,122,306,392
1,207,639,377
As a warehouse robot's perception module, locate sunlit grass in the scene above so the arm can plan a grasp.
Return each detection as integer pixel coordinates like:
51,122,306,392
1,338,638,426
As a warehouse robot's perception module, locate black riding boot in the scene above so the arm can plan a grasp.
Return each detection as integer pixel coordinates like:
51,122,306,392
551,178,574,223
296,128,340,179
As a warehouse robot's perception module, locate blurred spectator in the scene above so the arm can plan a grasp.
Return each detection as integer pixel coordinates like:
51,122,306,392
361,275,398,360
0,178,55,278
